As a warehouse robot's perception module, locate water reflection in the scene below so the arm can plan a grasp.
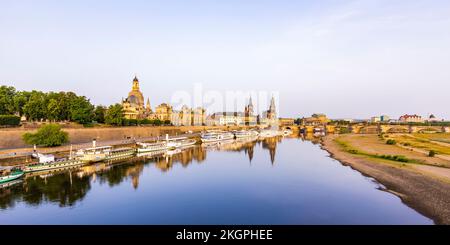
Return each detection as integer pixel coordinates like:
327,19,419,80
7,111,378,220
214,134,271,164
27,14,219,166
0,135,432,225
0,137,282,209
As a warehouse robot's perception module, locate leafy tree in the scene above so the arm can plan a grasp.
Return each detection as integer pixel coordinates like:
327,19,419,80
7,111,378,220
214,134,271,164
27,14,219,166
23,91,47,121
69,96,94,124
47,98,62,121
93,105,106,123
22,124,69,147
105,104,124,126
13,91,31,117
0,86,16,115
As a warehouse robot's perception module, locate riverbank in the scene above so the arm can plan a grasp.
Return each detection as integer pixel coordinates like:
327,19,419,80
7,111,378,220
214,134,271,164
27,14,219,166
321,134,450,224
0,125,252,164
0,125,251,149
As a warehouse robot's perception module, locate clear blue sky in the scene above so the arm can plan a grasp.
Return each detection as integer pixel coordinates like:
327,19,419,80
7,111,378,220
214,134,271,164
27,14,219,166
1,0,449,119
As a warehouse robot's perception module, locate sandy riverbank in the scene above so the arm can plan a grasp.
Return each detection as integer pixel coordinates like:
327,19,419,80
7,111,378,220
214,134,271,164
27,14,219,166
321,134,450,224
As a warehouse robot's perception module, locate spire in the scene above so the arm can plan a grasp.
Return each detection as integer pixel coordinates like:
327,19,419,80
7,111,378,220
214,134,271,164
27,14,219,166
269,95,276,112
146,98,151,109
249,96,253,107
132,75,140,91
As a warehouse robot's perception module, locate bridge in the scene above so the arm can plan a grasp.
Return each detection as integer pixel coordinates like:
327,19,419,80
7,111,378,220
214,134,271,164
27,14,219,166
280,125,450,134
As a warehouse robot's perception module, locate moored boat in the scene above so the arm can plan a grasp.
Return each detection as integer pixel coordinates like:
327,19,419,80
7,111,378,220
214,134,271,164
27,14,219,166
137,141,168,153
167,137,197,149
234,130,258,139
259,129,282,138
76,146,112,163
200,131,234,143
105,147,136,160
0,168,24,184
24,158,85,173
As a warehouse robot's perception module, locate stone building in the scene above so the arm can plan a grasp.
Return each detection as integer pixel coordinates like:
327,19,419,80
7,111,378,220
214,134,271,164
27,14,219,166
259,96,278,126
193,107,206,126
122,76,152,119
155,103,173,122
244,97,257,126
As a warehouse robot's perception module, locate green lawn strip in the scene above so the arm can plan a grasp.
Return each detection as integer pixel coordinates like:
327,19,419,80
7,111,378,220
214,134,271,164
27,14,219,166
334,138,423,165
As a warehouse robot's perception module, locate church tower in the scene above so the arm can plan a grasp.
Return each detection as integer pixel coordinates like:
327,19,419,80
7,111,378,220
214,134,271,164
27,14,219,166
132,76,140,91
268,95,276,120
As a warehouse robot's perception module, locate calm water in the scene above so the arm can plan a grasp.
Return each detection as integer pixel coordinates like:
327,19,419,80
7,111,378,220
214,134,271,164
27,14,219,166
0,136,432,224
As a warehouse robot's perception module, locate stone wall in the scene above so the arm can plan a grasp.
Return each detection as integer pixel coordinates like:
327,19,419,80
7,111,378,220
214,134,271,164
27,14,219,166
0,125,246,149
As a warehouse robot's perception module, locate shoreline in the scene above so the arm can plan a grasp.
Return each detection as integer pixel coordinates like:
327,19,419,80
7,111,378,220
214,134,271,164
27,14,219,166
321,134,450,225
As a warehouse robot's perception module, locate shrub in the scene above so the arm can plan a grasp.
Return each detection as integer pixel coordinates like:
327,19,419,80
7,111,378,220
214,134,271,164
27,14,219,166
379,154,409,163
22,124,69,147
127,119,138,126
0,115,20,126
140,119,151,125
339,127,351,134
386,139,397,145
429,150,436,157
348,149,359,154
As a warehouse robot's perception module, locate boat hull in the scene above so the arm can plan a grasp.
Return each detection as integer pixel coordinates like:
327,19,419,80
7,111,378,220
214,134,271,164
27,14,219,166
24,160,85,173
0,172,24,184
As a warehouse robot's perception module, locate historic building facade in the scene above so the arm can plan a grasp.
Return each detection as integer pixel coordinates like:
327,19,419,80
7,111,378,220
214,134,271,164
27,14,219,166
155,103,173,122
122,76,152,119
244,97,257,125
171,106,206,126
259,96,278,126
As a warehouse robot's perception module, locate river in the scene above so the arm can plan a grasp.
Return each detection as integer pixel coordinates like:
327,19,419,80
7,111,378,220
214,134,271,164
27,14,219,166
0,136,432,224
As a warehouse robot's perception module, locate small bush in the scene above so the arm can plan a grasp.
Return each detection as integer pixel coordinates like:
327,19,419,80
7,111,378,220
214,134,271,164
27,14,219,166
0,115,20,126
429,150,436,157
140,119,151,125
403,143,411,146
348,149,359,154
379,154,409,163
22,124,69,147
386,139,397,145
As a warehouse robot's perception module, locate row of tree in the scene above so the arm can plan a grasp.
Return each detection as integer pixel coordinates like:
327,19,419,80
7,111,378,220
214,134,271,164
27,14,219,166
0,85,175,127
0,85,125,125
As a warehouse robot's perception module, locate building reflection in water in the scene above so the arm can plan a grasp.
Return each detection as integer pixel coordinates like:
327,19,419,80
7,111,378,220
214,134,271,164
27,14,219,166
261,137,282,165
0,136,289,210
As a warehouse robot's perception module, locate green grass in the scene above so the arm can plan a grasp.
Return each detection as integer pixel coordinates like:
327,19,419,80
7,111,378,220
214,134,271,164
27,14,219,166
390,135,450,155
334,138,416,164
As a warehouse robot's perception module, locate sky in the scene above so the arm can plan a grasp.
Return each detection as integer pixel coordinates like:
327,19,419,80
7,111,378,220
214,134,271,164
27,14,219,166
1,0,449,119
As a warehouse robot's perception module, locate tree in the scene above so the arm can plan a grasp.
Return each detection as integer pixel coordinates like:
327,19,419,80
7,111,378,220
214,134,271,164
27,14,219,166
105,104,124,126
69,96,94,124
13,91,31,117
23,91,47,121
22,124,69,147
0,86,16,115
47,98,62,121
93,105,106,123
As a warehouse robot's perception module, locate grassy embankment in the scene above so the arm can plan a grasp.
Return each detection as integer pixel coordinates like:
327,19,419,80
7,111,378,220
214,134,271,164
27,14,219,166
389,133,450,155
333,137,414,165
332,134,450,168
